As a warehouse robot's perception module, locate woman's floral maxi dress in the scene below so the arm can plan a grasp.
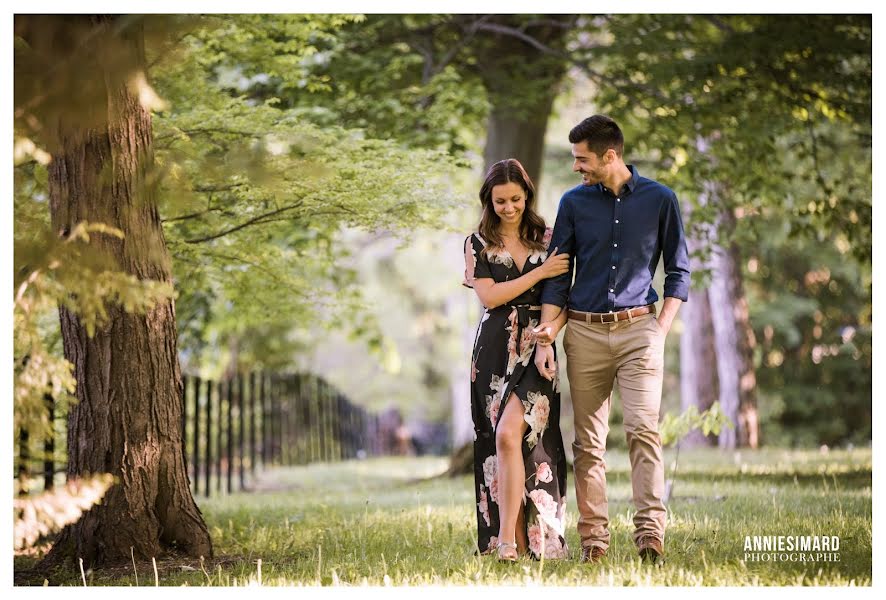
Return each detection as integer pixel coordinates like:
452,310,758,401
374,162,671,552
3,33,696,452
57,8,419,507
462,229,569,559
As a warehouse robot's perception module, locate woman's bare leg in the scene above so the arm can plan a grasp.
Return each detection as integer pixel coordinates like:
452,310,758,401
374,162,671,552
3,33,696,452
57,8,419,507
496,392,529,556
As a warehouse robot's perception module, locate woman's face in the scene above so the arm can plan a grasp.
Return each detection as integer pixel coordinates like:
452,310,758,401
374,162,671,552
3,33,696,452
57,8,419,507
490,181,526,228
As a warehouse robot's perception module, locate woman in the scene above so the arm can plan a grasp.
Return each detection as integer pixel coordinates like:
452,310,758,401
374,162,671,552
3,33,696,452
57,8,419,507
462,158,570,561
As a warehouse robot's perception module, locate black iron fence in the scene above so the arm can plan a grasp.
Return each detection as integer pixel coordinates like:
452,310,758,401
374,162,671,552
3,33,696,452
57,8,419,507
16,372,383,497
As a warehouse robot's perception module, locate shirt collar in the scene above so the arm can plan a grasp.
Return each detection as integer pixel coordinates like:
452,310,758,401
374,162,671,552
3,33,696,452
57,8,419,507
625,164,639,192
598,164,640,196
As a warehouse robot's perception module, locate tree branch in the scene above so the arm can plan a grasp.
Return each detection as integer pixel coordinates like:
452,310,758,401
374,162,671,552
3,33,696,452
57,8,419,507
472,20,670,103
183,201,305,243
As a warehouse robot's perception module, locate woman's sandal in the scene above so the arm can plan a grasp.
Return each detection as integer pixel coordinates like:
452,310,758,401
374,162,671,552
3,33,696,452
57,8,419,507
497,541,519,562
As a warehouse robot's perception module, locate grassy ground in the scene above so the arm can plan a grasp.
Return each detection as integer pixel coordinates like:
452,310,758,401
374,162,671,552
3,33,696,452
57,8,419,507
15,447,871,586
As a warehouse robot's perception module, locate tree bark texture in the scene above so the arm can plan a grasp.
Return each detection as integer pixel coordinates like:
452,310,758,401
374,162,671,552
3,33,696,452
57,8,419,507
474,17,571,184
707,206,760,449
25,16,213,567
692,137,760,449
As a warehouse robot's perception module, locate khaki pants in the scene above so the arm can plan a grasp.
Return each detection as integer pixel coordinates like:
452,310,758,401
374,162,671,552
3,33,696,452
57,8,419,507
563,310,666,551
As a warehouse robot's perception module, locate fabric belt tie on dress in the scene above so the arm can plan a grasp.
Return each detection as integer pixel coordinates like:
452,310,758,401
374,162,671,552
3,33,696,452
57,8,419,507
567,303,655,324
510,304,542,328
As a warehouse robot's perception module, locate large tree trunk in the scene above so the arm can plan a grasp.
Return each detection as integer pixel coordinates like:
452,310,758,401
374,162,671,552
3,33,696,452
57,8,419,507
474,17,572,184
483,101,557,185
24,16,213,568
708,205,760,449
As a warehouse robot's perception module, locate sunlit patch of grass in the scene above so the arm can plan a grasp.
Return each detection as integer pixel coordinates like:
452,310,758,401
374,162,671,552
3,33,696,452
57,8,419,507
15,449,871,586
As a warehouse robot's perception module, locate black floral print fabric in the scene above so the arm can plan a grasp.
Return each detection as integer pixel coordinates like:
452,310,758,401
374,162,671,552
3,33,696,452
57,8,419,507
463,229,569,559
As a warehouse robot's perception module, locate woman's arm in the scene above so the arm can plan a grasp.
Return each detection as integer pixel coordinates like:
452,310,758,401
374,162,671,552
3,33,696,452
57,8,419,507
471,270,546,309
472,247,569,309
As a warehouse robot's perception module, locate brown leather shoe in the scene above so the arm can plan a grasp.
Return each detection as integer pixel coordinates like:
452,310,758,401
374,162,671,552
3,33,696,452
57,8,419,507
580,545,607,563
637,535,664,564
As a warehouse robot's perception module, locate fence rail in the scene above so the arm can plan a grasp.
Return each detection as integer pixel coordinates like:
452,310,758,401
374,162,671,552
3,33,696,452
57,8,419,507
16,372,383,498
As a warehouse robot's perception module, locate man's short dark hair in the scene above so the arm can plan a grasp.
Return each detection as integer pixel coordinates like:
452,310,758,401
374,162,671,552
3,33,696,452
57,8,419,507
568,115,624,157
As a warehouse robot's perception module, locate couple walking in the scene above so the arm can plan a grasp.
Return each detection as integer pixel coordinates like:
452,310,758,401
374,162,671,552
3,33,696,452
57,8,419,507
463,115,690,563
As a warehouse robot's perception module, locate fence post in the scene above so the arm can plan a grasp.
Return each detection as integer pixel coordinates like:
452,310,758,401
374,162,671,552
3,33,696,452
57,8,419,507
192,376,202,494
304,375,313,462
216,379,224,495
295,374,307,464
330,390,345,460
204,378,214,498
285,375,295,466
238,374,245,491
260,373,269,467
318,378,329,462
231,375,237,494
44,393,55,490
273,375,282,465
372,413,381,456
325,382,335,461
249,371,257,479
18,427,30,496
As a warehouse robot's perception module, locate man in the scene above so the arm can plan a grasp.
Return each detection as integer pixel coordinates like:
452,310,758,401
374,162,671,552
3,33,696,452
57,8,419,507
533,115,690,564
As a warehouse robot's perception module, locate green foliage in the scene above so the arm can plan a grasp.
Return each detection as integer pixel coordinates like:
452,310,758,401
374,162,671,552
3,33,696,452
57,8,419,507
595,15,870,261
659,402,733,448
745,217,871,446
588,15,870,445
144,15,467,375
230,14,489,155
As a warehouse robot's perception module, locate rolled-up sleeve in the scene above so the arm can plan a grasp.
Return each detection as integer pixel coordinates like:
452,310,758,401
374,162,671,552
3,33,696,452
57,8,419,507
540,195,575,308
660,192,690,301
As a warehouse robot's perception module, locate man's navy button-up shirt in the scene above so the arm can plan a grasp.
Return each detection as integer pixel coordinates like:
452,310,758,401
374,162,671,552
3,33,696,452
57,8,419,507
540,165,690,312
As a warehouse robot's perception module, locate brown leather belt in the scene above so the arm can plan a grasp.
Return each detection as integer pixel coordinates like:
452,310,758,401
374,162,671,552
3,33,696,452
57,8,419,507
567,304,656,324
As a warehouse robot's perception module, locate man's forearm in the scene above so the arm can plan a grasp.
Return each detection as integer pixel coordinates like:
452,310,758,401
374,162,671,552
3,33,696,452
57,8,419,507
657,297,683,332
541,303,564,325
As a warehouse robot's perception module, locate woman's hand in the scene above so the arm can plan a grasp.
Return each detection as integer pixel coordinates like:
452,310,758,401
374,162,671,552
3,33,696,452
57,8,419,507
538,247,570,279
532,321,559,345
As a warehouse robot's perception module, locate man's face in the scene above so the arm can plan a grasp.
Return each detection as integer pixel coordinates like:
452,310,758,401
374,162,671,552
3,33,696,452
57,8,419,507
572,141,608,186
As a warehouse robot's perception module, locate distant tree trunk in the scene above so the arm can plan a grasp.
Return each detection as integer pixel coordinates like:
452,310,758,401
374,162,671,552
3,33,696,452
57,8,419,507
692,137,759,449
708,205,760,449
23,16,213,568
474,17,572,184
680,288,719,447
679,202,718,448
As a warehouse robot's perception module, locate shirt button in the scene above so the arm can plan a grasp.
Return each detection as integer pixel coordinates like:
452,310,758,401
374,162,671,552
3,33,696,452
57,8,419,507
615,219,619,224
611,266,616,269
609,288,614,293
613,243,618,247
617,198,621,202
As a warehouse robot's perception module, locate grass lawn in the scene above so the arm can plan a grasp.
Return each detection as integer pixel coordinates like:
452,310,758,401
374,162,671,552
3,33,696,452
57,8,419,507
15,447,871,586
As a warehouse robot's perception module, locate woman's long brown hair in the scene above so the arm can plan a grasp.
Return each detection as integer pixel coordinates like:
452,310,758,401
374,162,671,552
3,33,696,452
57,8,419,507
477,158,547,256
